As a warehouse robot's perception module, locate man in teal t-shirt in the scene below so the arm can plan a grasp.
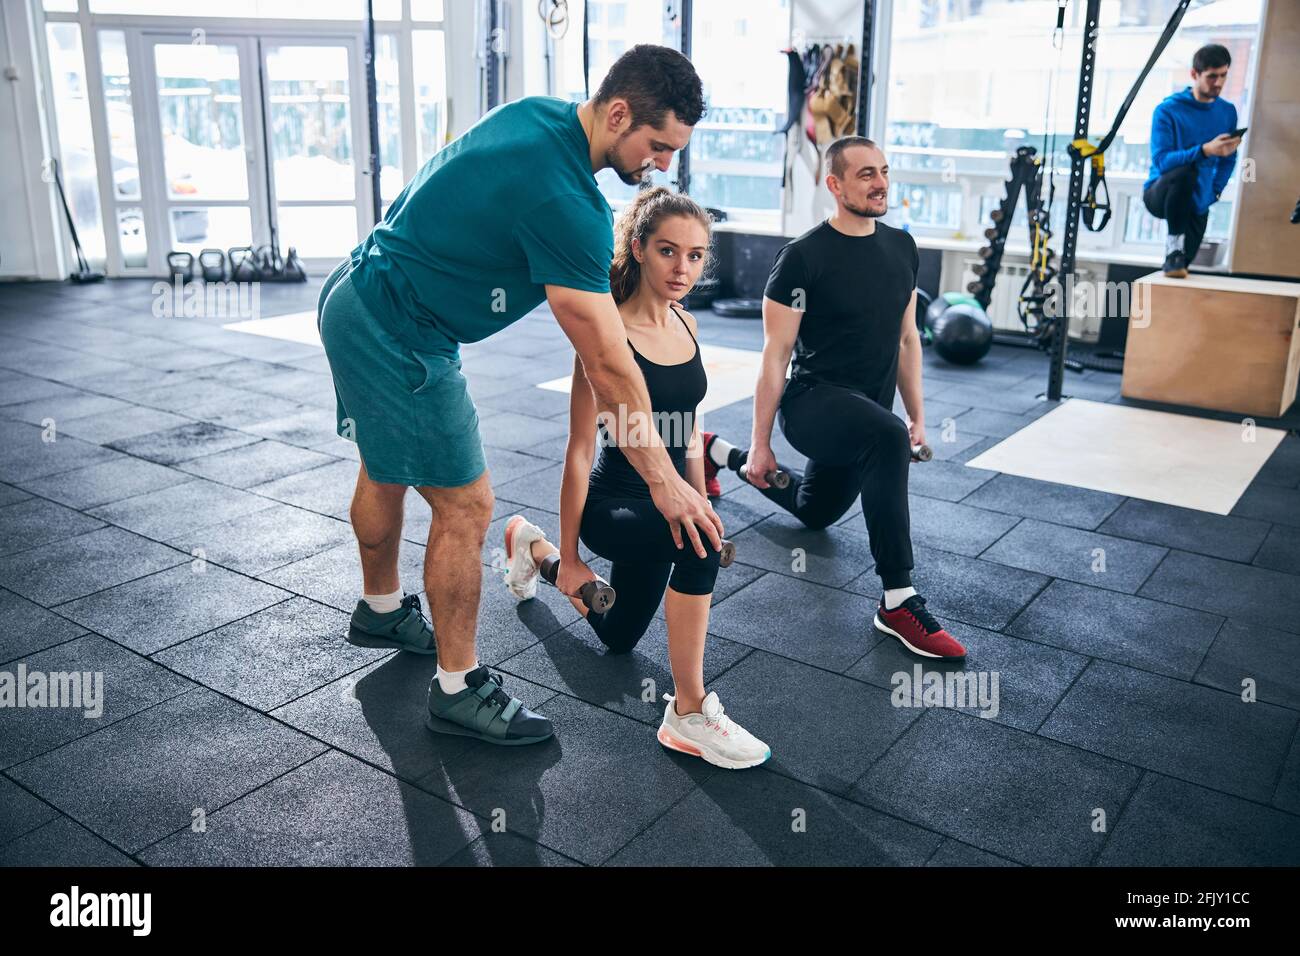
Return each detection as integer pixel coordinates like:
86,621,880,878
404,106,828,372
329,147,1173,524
317,45,724,746
348,97,618,357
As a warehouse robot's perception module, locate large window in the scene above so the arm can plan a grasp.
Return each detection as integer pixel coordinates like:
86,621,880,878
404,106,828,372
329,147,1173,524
98,31,149,269
373,33,403,206
884,0,1263,259
544,0,790,224
689,0,790,228
41,0,446,276
411,29,448,166
46,22,107,268
85,0,400,17
550,1,677,206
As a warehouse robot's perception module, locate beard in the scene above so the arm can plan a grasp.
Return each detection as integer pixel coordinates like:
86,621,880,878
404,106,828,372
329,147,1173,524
844,193,888,218
606,135,654,186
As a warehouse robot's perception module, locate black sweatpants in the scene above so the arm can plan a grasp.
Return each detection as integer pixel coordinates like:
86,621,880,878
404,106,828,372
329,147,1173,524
577,495,722,654
1143,163,1209,263
739,380,914,589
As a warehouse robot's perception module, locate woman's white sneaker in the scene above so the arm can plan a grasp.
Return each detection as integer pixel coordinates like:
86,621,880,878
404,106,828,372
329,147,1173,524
657,691,770,770
503,514,546,601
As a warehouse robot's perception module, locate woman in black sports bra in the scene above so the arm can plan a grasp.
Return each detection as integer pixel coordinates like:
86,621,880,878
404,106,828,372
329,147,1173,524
500,187,769,770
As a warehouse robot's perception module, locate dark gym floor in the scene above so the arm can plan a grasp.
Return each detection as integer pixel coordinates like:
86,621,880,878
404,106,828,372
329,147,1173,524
1,276,1298,867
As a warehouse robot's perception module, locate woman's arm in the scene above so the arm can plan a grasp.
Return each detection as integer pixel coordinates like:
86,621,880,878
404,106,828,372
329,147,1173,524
686,418,707,497
677,308,709,498
559,352,598,562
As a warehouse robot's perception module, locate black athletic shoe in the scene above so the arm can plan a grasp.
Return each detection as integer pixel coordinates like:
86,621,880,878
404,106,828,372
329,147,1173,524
1162,250,1188,278
348,593,435,654
425,666,554,745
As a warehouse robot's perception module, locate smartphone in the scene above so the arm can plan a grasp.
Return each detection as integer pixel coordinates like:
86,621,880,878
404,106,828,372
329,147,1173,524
1230,127,1248,138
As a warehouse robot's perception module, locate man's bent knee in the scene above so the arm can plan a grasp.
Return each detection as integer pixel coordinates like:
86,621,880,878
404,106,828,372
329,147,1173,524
356,461,407,499
418,473,494,534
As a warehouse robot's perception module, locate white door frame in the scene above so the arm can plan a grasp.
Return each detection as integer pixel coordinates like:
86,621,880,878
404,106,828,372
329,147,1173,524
255,33,372,271
134,28,371,277
42,6,449,278
137,31,268,278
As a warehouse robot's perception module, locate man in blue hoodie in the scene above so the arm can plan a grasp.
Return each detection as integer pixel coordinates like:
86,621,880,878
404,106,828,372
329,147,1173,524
1143,43,1241,277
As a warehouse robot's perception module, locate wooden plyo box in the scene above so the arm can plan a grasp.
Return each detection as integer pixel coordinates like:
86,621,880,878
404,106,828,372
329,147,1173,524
1122,272,1300,418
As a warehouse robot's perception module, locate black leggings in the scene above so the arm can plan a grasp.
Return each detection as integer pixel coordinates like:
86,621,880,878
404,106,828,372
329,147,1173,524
736,380,914,589
577,495,721,654
1143,164,1209,262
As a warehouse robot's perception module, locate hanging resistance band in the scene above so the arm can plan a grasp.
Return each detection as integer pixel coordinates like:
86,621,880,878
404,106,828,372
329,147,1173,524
1071,0,1192,232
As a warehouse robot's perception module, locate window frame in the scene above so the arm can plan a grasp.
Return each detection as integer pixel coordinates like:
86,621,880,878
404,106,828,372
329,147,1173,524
38,0,446,277
874,0,1265,268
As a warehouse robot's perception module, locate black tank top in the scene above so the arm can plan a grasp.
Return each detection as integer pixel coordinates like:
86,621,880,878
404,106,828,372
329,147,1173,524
587,305,707,501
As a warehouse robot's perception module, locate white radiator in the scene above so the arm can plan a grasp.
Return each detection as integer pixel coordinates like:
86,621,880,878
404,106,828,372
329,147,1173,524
959,258,1103,344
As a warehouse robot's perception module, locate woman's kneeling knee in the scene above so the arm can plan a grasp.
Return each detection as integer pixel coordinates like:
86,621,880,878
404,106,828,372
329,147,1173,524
667,546,721,596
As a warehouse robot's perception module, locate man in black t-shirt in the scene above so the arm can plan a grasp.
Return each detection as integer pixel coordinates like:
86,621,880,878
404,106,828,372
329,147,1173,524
703,137,966,661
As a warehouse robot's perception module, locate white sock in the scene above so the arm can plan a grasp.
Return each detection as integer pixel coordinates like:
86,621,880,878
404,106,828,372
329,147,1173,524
363,587,403,614
1165,233,1184,256
708,435,735,468
884,586,916,610
437,663,478,695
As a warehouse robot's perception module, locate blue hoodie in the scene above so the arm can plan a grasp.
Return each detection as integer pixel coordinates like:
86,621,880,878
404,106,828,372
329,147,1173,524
1144,87,1238,214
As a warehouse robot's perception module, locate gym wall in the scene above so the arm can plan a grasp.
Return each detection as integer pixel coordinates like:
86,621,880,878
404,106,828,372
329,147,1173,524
709,232,791,300
784,0,867,240
0,0,64,281
1228,0,1300,280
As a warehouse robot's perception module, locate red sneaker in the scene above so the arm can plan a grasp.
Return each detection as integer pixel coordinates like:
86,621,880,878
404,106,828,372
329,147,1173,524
873,595,966,660
702,431,722,498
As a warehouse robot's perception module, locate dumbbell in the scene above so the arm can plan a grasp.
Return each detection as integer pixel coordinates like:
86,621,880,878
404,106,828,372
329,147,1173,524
911,444,933,462
719,538,736,568
738,463,791,489
536,552,616,613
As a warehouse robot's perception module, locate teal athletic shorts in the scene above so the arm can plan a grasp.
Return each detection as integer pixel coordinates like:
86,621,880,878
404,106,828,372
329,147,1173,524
317,259,487,488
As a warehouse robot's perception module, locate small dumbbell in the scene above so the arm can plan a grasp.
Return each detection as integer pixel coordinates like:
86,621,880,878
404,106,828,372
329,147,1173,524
911,444,933,462
738,463,791,489
719,538,736,568
537,553,616,613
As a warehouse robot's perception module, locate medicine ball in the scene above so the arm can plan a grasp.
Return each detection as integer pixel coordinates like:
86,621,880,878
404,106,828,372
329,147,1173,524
925,291,975,331
914,288,933,341
927,296,993,365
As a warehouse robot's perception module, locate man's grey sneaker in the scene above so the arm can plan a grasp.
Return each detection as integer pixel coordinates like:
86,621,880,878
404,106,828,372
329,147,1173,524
425,665,554,745
347,592,436,655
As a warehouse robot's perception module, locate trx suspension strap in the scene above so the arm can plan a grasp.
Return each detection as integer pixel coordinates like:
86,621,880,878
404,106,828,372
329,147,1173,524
582,0,590,99
1018,0,1069,339
1071,0,1192,231
967,3,1067,340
